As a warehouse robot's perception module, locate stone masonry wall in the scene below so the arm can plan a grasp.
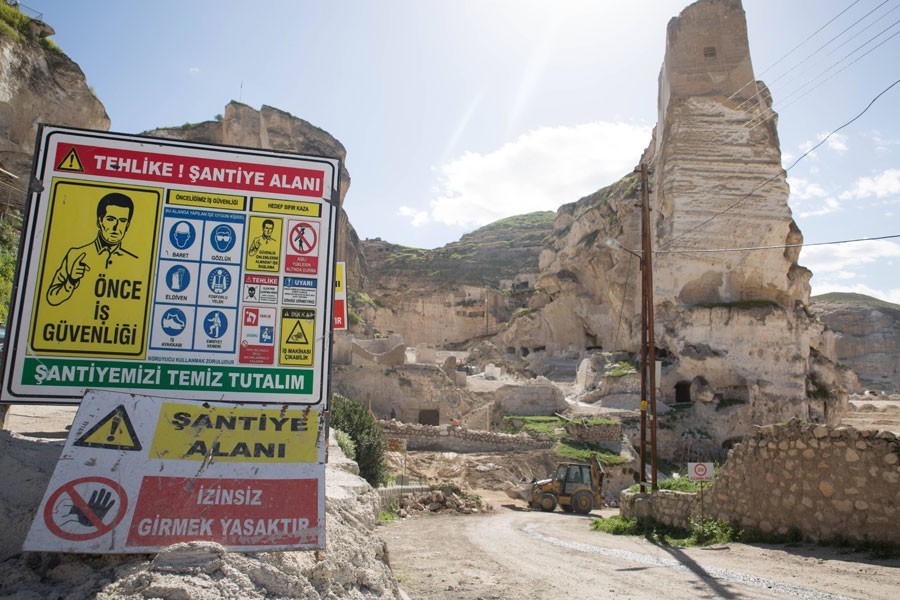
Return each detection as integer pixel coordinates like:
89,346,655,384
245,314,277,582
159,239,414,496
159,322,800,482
621,420,900,543
565,422,622,445
380,421,554,453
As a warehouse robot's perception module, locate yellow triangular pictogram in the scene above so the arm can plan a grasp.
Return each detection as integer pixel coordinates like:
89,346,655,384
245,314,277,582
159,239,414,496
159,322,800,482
286,320,309,345
74,404,142,451
56,147,84,173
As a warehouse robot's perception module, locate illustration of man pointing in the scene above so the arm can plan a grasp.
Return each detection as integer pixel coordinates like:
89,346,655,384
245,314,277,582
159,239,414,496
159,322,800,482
46,192,139,306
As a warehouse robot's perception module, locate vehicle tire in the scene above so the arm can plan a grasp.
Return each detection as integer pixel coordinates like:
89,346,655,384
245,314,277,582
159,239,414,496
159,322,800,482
572,491,593,515
539,493,557,512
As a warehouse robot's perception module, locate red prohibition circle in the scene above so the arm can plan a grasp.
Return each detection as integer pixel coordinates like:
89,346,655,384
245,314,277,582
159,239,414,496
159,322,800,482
43,476,128,541
693,463,708,477
289,222,317,255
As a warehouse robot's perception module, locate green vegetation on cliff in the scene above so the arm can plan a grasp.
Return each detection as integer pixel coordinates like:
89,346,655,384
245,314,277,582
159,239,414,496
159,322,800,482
812,292,900,310
363,210,555,287
0,3,61,53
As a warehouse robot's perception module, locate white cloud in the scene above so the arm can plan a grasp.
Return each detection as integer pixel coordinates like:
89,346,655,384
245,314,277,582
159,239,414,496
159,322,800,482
413,121,651,229
397,206,430,228
789,177,827,200
188,67,200,75
824,132,848,153
788,177,840,217
840,169,900,200
801,239,900,274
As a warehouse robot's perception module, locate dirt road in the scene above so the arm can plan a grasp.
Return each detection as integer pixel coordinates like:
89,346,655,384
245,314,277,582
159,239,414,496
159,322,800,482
383,506,900,600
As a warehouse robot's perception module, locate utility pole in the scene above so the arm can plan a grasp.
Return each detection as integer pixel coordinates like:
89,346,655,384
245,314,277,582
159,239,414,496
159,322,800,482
639,163,658,492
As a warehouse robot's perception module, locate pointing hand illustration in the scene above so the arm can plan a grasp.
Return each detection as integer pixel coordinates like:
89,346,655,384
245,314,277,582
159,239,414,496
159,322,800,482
68,252,90,283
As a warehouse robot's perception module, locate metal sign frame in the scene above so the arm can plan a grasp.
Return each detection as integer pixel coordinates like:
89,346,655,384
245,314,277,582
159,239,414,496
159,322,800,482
2,126,339,405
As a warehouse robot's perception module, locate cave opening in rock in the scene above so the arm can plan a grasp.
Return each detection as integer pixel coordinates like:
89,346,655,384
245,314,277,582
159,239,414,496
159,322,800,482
675,381,692,404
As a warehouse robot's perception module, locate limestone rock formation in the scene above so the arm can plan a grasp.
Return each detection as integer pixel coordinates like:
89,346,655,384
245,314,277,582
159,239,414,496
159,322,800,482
358,212,552,345
146,102,367,291
812,293,900,393
501,0,846,445
0,25,109,197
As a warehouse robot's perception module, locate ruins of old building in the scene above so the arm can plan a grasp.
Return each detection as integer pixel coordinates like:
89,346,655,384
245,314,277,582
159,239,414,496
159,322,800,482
500,0,847,449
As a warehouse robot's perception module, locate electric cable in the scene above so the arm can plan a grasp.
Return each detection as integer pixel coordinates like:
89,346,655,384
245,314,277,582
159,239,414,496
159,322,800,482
655,233,900,255
660,76,900,251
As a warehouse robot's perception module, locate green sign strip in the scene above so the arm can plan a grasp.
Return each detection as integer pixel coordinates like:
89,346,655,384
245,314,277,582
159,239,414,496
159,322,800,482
22,358,312,394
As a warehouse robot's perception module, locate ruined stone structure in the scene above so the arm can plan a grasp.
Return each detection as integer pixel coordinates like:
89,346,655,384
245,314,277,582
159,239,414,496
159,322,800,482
621,420,900,544
380,421,554,453
500,0,846,446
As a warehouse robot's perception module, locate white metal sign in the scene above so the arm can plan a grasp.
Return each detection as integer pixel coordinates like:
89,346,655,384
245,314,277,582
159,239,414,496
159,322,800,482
25,390,325,553
2,126,339,405
688,462,715,482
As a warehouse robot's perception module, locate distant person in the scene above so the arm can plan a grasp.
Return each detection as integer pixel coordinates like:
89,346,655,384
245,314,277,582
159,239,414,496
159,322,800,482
46,192,138,306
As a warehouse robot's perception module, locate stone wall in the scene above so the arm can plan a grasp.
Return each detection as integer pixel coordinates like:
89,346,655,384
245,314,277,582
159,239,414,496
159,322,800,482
621,420,900,543
565,421,622,445
380,421,554,453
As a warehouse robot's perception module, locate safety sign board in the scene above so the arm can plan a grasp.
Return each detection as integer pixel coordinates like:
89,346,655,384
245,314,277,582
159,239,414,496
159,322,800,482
2,126,340,405
334,261,347,330
285,220,320,274
25,390,325,553
280,308,315,366
688,462,715,482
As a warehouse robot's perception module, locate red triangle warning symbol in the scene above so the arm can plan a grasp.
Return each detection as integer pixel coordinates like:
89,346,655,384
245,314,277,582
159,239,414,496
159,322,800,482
56,147,84,173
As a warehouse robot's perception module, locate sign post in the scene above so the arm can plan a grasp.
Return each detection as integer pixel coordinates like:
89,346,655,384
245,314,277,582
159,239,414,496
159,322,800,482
688,462,715,521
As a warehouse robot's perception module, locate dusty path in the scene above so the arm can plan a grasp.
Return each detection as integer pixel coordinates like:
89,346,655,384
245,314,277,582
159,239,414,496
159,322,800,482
383,507,900,600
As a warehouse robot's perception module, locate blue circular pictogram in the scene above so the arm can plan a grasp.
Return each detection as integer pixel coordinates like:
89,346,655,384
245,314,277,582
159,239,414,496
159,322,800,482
207,267,231,294
210,224,236,253
169,220,196,250
161,308,187,337
204,310,228,339
166,265,191,293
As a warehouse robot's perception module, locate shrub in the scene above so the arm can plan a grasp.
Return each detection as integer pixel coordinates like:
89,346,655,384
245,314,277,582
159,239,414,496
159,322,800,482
332,428,356,461
330,394,388,486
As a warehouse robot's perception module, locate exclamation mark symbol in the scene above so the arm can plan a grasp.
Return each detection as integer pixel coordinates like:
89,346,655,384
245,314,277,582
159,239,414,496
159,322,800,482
107,414,121,442
66,154,76,169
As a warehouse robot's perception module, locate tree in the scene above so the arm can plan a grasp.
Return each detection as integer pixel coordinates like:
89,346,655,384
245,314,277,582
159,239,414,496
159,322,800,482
330,394,388,487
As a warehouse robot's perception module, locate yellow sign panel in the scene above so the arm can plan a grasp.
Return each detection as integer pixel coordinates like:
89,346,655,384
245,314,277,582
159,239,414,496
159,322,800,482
280,308,315,366
56,147,84,172
251,197,322,218
167,189,246,211
29,179,161,357
335,261,345,294
245,215,283,272
150,402,319,463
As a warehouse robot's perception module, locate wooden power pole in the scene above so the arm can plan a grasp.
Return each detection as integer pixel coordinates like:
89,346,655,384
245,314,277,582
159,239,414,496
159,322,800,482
639,163,658,492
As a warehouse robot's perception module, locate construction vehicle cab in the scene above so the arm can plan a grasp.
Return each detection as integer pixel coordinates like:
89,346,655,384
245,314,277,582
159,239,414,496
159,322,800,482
529,454,604,514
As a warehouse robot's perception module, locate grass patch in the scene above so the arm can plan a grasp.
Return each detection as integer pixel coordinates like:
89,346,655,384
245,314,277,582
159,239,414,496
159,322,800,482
606,361,638,377
502,415,565,440
715,397,747,411
555,441,628,466
626,477,702,493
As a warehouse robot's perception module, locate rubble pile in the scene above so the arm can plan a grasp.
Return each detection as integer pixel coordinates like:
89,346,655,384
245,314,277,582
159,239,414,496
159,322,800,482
397,488,484,517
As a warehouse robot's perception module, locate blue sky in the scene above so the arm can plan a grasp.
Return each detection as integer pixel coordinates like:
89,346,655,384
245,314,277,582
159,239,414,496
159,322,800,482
31,0,900,303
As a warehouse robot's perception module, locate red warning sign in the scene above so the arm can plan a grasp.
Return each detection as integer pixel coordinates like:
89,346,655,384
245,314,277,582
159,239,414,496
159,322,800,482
43,477,128,541
285,220,320,275
126,476,319,547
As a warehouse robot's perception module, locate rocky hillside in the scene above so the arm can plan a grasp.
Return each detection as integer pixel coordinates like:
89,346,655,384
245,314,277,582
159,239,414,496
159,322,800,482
812,293,900,393
356,212,553,345
145,102,368,291
0,5,108,197
500,0,846,444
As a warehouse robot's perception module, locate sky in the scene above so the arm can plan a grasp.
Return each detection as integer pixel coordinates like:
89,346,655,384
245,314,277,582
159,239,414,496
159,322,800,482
27,0,900,303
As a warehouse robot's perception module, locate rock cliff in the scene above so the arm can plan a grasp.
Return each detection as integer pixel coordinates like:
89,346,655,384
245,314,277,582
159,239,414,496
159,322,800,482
145,102,367,291
358,212,552,345
501,0,846,442
0,19,109,198
812,293,900,393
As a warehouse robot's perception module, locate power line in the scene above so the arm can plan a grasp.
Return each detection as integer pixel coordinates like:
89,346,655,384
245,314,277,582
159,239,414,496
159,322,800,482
734,0,894,114
661,76,900,251
727,0,864,103
656,233,900,255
